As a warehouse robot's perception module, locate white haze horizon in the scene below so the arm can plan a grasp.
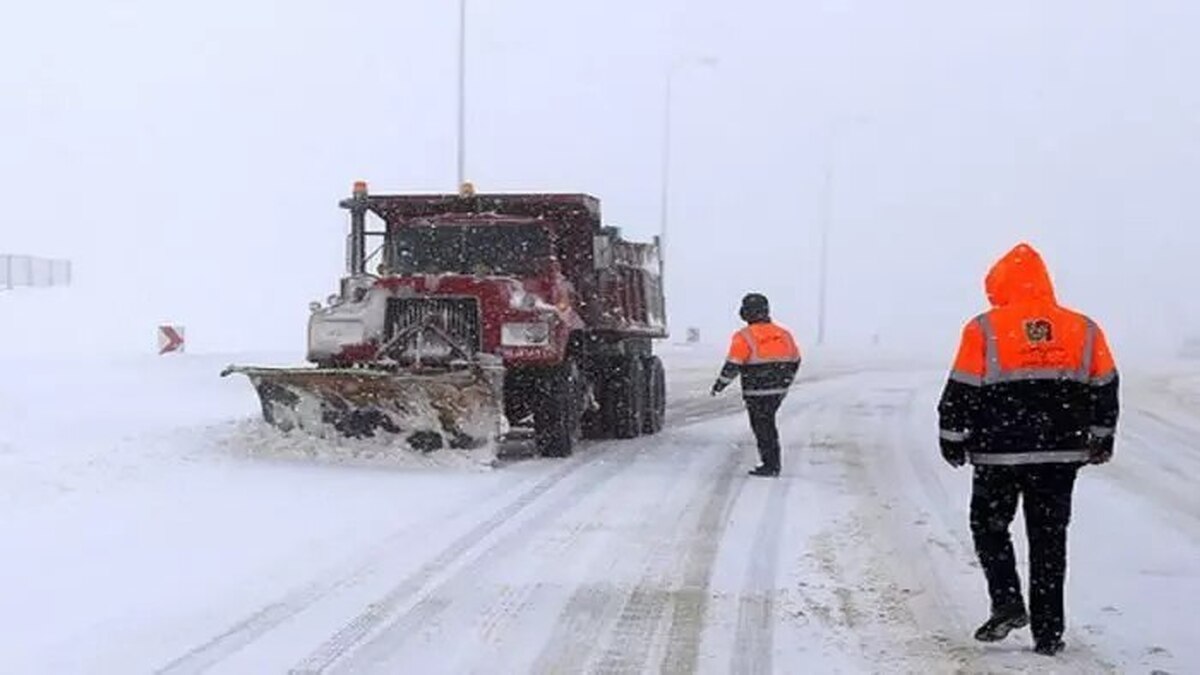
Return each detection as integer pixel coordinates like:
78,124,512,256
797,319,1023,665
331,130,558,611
3,1,1198,367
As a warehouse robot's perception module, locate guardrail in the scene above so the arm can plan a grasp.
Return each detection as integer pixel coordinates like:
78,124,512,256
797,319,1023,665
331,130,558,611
1,255,72,290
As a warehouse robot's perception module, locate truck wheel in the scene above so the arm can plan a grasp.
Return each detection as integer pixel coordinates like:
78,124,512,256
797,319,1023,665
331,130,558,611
535,361,583,457
642,356,666,434
612,355,646,439
653,358,666,432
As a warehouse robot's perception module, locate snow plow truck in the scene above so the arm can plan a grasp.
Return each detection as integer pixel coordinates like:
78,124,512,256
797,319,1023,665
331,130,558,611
222,181,668,457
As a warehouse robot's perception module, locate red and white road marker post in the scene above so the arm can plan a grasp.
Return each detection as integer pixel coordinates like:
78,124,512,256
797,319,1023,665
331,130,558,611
158,325,185,355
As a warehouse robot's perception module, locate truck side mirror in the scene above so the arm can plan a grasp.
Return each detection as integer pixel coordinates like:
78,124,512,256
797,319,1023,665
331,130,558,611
593,235,614,270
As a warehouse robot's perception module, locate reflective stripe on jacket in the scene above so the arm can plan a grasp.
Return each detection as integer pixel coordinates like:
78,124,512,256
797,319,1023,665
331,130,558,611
718,322,802,397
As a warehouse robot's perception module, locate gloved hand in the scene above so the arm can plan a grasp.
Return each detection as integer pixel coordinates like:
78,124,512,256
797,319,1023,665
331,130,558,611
1087,434,1114,464
940,441,967,468
711,380,726,397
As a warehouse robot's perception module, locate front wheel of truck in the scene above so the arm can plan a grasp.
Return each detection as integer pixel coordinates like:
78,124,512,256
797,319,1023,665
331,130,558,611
534,360,583,457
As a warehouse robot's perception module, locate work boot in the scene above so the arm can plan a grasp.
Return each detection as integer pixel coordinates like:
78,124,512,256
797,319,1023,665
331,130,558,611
1034,639,1065,656
973,604,1029,642
748,465,779,477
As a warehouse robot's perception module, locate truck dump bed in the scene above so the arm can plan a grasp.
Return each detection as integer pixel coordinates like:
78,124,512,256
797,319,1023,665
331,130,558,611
358,192,667,339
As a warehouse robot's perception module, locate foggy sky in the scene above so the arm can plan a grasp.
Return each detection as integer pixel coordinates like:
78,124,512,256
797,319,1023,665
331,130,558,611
2,0,1198,362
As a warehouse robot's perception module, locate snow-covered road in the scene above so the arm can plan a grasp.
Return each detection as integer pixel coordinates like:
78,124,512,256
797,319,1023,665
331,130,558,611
1,349,1196,673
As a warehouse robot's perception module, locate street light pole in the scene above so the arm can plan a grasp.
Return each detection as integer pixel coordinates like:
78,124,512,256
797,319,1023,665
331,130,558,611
814,115,868,347
816,152,834,347
658,70,675,276
456,0,468,187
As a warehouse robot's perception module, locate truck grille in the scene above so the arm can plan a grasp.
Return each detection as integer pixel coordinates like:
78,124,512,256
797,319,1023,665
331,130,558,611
384,297,482,359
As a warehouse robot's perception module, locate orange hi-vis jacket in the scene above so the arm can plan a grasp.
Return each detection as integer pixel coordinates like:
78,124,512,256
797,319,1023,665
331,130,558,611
715,321,802,397
938,243,1120,465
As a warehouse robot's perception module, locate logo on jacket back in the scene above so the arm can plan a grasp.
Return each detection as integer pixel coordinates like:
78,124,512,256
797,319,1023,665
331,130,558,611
1024,319,1053,343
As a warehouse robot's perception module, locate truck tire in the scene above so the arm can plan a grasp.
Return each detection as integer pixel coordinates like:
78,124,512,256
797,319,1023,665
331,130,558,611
642,356,666,434
612,354,646,439
534,361,583,457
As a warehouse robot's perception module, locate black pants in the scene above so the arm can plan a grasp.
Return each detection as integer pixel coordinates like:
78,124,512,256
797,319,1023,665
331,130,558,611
745,395,784,471
970,464,1080,643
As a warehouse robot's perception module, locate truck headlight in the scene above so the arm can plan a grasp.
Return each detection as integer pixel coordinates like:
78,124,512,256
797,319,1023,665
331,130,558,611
502,322,551,346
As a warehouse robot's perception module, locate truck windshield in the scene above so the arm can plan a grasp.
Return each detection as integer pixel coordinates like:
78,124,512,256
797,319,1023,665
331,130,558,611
389,224,551,276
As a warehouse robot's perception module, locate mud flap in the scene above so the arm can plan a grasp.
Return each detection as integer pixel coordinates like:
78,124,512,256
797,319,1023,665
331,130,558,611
221,363,506,452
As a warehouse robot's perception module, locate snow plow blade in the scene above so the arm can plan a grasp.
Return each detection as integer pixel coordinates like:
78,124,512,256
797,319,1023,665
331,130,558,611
220,363,505,451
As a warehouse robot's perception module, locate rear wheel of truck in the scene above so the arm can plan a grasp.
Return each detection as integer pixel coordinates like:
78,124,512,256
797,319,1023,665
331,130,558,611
642,356,666,434
534,360,583,457
612,354,647,439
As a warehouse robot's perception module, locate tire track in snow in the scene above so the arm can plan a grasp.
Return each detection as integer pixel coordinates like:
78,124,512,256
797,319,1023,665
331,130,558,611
659,452,747,673
785,385,937,668
1099,438,1200,543
154,473,525,675
592,450,744,674
158,443,619,675
729,475,791,675
530,444,734,667
462,440,722,674
524,406,768,674
528,583,623,673
1106,409,1200,541
1122,408,1200,483
331,442,688,674
292,442,647,674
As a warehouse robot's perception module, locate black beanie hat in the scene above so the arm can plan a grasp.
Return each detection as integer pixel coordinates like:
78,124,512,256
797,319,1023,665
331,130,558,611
739,293,770,322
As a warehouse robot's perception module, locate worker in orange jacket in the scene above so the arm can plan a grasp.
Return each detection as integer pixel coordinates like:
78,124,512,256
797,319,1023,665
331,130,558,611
711,293,802,476
938,243,1119,656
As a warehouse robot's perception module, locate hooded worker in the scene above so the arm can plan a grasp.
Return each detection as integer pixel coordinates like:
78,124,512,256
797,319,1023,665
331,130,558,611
712,293,802,476
938,242,1119,657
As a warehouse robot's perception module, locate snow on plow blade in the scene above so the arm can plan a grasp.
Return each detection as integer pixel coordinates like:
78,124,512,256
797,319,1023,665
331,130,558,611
220,364,505,452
